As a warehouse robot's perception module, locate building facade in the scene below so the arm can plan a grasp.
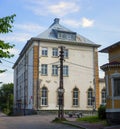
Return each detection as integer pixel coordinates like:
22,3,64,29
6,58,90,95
100,41,120,124
13,18,101,114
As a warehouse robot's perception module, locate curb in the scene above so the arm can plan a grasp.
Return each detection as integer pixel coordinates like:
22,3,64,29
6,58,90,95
62,121,87,129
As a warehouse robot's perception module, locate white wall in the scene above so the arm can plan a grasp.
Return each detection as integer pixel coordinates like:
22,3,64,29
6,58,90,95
39,41,95,110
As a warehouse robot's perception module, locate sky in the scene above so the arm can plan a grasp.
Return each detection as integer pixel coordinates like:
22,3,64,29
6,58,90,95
0,0,120,85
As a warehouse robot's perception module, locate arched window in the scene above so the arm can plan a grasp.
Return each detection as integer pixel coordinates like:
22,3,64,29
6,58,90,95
101,88,106,105
41,87,48,106
87,88,93,106
73,88,79,106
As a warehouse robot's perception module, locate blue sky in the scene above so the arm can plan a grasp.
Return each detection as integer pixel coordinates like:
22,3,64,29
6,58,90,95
0,0,120,84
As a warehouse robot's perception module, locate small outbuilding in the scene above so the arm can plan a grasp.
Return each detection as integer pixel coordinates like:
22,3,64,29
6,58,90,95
100,41,120,124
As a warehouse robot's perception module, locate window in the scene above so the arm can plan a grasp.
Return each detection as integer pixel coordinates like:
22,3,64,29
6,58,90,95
52,65,58,76
41,87,48,106
63,65,68,76
52,48,58,57
73,88,79,106
87,88,93,106
114,78,120,96
101,88,106,105
41,64,47,75
42,47,48,56
64,49,68,58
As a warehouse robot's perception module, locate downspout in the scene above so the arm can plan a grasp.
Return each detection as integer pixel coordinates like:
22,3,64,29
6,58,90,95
93,47,96,110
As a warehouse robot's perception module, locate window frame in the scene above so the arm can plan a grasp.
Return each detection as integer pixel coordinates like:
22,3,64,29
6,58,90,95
87,88,93,106
41,64,48,75
64,49,68,58
52,65,58,76
63,65,69,76
73,88,79,106
101,88,106,105
41,87,48,106
52,48,58,57
42,47,48,56
113,78,120,97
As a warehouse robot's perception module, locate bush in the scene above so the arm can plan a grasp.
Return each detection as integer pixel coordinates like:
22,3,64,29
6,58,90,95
98,105,106,119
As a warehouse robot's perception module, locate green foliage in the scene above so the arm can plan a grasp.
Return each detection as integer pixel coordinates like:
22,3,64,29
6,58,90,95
0,14,16,33
98,105,106,119
77,115,101,123
0,14,16,72
0,83,14,115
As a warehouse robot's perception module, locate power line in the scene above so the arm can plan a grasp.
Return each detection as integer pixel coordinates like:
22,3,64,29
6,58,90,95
65,61,94,70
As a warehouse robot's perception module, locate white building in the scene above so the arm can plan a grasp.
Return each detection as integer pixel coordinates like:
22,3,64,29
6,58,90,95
13,18,101,114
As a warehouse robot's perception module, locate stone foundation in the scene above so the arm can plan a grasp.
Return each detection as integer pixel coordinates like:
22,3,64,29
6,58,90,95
106,112,120,125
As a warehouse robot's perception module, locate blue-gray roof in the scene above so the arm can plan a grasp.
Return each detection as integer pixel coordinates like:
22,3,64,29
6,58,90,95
36,18,96,45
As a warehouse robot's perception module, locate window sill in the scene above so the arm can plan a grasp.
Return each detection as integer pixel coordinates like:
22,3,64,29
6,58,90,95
40,105,48,107
52,74,58,76
72,105,79,108
52,56,58,58
41,74,48,76
41,55,48,57
63,75,69,77
86,105,93,108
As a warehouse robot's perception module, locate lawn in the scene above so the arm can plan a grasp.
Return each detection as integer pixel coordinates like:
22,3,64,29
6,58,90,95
77,115,107,124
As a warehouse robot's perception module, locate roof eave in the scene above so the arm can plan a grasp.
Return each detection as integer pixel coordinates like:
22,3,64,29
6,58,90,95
32,37,101,48
99,41,120,53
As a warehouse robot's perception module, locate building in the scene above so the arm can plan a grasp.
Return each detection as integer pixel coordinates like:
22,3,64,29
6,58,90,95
100,41,120,124
99,78,106,105
13,18,101,115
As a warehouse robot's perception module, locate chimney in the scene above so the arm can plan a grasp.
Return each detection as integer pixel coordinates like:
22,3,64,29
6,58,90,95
54,18,60,24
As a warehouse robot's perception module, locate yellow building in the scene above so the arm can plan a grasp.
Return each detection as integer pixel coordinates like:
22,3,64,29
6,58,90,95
100,42,120,124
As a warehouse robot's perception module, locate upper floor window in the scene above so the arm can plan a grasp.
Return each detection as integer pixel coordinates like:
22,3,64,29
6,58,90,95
41,64,47,75
42,47,48,56
52,48,58,57
87,88,93,106
64,49,68,58
57,32,76,41
114,78,120,97
73,88,79,106
101,88,106,105
52,65,58,76
63,65,68,76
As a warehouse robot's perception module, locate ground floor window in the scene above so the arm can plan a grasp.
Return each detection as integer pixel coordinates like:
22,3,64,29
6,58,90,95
114,78,120,97
73,88,79,106
41,87,48,106
101,88,106,105
87,88,93,106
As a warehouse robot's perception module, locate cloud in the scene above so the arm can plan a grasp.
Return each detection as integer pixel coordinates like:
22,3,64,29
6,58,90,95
26,1,80,17
81,17,94,27
63,17,94,28
0,33,32,43
15,23,45,32
0,72,13,83
8,48,20,55
48,1,80,17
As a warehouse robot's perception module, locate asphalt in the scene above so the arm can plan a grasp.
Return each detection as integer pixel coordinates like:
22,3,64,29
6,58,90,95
0,112,120,129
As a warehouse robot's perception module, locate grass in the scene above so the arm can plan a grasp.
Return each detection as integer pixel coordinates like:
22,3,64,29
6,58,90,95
77,115,107,124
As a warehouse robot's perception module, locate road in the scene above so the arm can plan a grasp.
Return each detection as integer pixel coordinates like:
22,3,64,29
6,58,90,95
0,114,78,129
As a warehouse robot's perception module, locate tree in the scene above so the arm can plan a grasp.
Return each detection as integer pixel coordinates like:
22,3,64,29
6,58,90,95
0,14,16,73
0,83,14,115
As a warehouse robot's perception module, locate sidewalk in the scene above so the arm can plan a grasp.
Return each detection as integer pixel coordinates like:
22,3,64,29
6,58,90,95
64,117,120,129
0,112,6,117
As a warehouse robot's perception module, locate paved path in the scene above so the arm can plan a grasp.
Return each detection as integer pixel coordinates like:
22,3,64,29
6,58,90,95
0,114,79,129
